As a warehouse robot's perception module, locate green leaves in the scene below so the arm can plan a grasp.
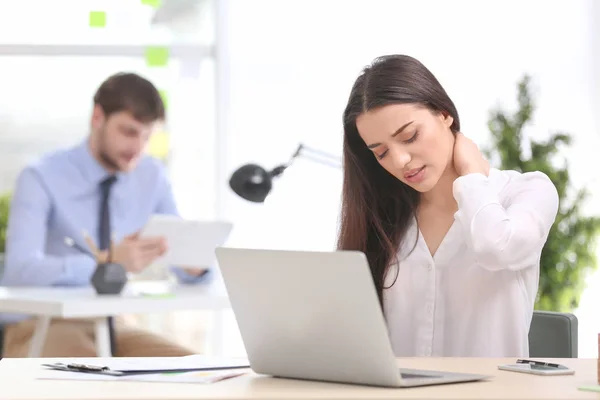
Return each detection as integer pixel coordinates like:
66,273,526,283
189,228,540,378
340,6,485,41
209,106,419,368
0,192,11,254
485,75,600,312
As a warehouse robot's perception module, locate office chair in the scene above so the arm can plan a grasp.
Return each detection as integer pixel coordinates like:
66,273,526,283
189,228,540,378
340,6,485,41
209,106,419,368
528,310,578,358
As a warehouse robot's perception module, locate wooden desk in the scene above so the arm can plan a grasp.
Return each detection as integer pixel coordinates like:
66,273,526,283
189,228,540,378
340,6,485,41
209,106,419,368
0,281,230,357
1,357,598,399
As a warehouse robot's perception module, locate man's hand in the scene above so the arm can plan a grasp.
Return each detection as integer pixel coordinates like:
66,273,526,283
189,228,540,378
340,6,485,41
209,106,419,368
111,232,167,273
83,232,109,264
83,231,167,273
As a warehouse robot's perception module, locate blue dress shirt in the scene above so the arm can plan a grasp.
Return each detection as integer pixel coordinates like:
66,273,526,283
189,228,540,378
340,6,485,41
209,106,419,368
0,140,209,324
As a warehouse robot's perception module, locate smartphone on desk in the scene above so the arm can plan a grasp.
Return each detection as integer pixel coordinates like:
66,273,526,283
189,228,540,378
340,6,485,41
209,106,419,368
498,359,575,376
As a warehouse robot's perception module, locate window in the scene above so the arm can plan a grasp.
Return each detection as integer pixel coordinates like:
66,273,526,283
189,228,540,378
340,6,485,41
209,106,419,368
0,0,214,46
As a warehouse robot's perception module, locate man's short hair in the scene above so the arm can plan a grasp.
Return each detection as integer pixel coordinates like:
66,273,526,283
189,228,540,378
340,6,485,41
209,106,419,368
93,72,165,123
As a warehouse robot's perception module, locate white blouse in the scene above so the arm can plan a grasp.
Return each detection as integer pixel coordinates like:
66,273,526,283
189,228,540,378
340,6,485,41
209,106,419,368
383,168,559,357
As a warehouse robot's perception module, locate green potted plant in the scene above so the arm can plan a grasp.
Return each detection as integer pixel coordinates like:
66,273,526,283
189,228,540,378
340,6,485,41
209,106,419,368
484,75,600,312
0,192,10,278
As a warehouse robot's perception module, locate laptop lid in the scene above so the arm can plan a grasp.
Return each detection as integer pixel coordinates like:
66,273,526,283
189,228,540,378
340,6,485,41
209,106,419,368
215,247,402,387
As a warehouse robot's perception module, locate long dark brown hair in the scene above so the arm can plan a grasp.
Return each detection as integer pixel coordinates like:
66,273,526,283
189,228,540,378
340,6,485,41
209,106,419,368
337,55,460,308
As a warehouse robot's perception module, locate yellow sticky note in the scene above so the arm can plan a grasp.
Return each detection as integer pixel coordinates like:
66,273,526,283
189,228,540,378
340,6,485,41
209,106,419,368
147,131,169,161
89,11,106,28
141,0,162,8
158,90,168,110
145,47,169,67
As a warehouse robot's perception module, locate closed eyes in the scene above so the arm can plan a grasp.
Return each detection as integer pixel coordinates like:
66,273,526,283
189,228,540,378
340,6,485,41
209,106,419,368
376,131,420,159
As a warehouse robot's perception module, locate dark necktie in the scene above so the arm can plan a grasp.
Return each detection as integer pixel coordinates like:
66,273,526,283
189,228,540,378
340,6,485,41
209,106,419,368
99,175,117,356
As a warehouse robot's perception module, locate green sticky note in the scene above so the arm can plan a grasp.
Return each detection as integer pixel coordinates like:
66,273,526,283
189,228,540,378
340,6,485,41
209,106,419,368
579,385,600,392
89,11,106,28
141,0,162,8
140,292,175,299
145,47,169,67
158,90,168,110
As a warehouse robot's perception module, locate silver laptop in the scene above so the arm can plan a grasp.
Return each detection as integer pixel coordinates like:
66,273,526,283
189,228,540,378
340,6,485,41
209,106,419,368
215,247,491,388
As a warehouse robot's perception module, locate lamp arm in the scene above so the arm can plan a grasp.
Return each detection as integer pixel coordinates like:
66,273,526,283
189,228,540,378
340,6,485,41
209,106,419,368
289,143,342,169
298,153,342,169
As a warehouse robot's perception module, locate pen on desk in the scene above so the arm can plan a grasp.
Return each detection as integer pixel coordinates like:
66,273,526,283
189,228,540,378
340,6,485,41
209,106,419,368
516,359,562,368
81,230,117,263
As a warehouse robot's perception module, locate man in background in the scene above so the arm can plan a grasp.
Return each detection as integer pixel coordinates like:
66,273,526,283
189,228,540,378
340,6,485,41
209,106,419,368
0,72,209,357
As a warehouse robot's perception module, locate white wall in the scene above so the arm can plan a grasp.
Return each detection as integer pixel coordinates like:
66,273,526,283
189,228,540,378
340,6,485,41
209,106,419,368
216,0,600,356
0,0,214,45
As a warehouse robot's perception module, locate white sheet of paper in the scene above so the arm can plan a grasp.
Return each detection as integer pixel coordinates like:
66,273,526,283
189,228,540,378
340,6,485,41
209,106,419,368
139,215,233,268
37,369,247,384
102,354,247,370
37,355,250,384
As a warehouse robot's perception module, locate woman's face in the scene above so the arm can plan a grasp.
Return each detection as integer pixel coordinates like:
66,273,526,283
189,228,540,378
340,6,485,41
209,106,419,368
356,103,455,192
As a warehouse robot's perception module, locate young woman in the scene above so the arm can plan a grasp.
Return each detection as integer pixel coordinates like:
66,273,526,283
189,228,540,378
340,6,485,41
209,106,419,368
338,55,559,357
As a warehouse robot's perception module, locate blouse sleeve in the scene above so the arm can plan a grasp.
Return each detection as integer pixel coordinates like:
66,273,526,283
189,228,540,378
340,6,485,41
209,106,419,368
452,170,559,271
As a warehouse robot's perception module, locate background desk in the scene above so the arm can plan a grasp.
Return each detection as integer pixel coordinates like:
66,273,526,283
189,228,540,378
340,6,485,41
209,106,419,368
0,281,230,357
0,357,598,399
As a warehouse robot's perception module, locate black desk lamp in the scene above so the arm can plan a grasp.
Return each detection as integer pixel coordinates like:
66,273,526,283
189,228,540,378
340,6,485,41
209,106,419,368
229,144,341,203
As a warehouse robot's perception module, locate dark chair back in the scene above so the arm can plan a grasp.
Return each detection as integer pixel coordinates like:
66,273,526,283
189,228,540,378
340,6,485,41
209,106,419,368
0,325,4,359
528,310,578,358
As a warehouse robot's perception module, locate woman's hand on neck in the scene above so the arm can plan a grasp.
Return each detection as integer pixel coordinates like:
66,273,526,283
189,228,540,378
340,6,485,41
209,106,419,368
420,133,490,212
453,132,490,177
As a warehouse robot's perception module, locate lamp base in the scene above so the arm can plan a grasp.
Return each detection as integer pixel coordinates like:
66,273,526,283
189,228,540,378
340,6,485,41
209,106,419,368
91,263,128,295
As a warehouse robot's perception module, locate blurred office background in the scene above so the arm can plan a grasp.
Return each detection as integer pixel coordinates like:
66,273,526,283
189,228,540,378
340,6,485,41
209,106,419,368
0,0,599,357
